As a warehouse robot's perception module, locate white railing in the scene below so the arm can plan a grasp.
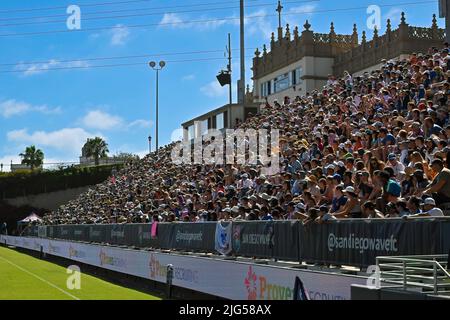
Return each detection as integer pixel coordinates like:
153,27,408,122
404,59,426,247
376,255,450,296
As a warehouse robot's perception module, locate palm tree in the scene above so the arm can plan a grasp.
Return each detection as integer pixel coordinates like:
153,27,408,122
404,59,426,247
83,137,109,166
19,145,44,170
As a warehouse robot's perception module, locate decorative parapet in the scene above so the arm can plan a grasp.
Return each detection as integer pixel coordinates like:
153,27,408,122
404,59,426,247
333,12,445,76
252,20,359,80
409,25,444,40
252,12,445,80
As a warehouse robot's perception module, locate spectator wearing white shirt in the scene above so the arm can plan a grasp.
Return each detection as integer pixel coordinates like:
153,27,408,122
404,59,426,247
421,198,444,217
237,173,253,197
387,153,406,182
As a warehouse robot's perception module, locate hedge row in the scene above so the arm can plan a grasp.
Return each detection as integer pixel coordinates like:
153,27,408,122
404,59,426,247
0,164,123,199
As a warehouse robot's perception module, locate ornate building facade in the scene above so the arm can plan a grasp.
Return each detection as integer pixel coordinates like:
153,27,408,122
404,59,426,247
252,12,445,104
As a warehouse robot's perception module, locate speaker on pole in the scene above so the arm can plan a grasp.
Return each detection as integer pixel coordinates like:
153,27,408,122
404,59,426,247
217,71,231,87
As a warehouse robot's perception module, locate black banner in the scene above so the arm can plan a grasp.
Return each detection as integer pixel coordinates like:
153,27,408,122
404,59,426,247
232,221,275,258
156,223,216,252
300,219,443,267
20,219,450,268
273,221,300,261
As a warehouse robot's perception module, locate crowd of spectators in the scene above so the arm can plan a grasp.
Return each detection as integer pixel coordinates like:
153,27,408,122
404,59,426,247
41,45,450,225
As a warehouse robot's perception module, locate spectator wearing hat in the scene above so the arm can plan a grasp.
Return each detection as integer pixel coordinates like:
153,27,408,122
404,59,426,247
260,206,273,221
329,185,346,213
410,198,444,217
387,153,406,182
288,154,303,174
254,175,266,194
285,202,297,220
220,207,232,221
357,171,374,201
362,201,385,219
333,186,362,219
291,174,305,197
306,175,321,203
316,205,337,224
237,173,253,198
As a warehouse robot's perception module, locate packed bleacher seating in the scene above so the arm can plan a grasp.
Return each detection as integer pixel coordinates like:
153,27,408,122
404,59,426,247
40,45,450,225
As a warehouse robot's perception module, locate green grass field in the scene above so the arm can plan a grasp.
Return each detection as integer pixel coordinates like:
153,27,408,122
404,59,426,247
0,246,161,300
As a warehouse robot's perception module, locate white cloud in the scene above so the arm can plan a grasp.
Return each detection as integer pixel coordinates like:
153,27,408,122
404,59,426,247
200,80,228,98
81,110,123,130
159,13,184,27
110,24,130,45
0,99,61,118
241,9,273,38
159,12,227,30
285,4,318,33
18,59,59,76
15,60,90,77
128,119,153,129
7,128,99,154
80,110,152,131
288,4,318,16
157,6,319,35
182,74,196,81
196,17,227,30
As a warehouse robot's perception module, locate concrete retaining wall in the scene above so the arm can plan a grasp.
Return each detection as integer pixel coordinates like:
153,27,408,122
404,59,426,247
4,186,90,211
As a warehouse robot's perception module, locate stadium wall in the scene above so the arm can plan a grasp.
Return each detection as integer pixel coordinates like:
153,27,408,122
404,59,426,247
4,186,90,211
1,235,370,300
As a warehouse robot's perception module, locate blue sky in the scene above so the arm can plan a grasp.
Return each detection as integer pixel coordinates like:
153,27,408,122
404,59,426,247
0,0,443,169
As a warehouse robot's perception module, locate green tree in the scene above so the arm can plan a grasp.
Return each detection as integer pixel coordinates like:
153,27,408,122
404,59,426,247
19,145,44,170
113,152,140,162
83,137,109,166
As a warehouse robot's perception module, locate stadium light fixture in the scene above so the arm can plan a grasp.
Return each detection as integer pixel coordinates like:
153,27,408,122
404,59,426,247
148,61,166,157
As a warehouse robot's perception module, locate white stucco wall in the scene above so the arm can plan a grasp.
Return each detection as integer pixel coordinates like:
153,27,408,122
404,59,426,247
253,56,334,104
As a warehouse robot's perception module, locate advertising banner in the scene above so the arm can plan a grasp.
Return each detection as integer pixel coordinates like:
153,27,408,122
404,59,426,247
14,219,450,268
300,219,443,267
0,235,369,300
215,221,232,255
232,221,275,258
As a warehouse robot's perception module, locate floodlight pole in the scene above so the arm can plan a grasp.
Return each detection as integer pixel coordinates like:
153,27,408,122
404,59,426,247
239,0,246,106
228,33,232,106
149,61,166,157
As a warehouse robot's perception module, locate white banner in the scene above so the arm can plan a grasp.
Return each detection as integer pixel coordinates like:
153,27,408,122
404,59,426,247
215,221,232,256
38,226,47,238
1,235,368,300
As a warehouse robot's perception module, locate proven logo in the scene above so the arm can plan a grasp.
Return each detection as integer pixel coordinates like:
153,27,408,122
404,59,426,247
244,266,292,300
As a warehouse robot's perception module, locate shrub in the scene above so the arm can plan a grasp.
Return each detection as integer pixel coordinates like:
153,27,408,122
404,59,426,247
0,164,124,199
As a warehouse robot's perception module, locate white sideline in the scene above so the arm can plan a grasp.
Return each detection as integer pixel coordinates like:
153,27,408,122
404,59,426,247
0,254,80,300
